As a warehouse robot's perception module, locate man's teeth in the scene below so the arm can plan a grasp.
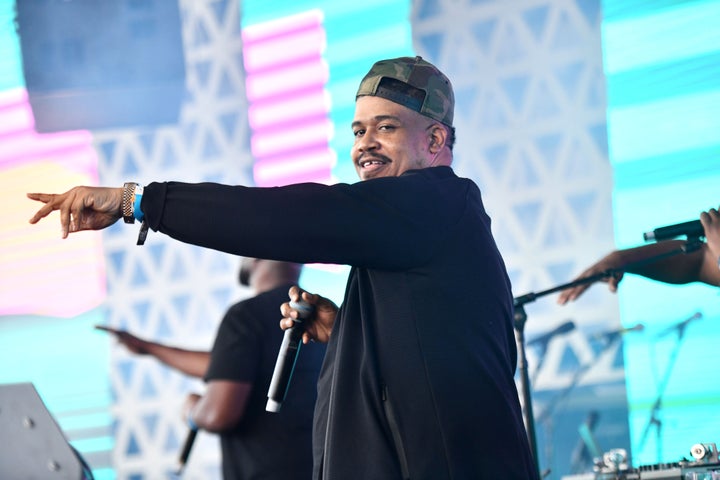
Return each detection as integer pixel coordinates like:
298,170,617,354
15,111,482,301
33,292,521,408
361,160,384,167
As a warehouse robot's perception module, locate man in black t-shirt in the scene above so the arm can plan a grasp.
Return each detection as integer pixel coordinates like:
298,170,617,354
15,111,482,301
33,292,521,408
98,258,325,479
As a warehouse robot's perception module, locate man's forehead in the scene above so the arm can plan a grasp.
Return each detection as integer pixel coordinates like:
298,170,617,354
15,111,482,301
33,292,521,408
352,96,419,125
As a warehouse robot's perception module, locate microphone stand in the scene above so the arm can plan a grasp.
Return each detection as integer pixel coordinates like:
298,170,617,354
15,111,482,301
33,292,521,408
636,312,698,461
512,237,702,478
534,324,625,474
515,270,617,477
535,362,592,476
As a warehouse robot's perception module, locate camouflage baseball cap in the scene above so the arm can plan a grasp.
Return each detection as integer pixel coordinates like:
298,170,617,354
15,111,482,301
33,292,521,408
356,56,454,127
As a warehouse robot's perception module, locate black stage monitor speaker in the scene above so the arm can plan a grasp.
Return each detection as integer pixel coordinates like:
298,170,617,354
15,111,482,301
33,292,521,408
0,382,93,479
15,0,186,133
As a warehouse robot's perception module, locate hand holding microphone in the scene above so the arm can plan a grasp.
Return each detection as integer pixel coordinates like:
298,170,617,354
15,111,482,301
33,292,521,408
267,287,339,412
176,394,201,475
176,426,198,475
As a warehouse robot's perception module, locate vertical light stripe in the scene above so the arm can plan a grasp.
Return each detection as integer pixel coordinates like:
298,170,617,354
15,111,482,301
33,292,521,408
242,10,334,186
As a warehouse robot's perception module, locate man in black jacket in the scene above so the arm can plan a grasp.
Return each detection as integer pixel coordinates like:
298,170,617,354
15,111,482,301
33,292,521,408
29,56,538,480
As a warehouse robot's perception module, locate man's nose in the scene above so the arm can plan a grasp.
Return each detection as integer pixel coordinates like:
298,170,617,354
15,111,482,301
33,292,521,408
356,132,378,152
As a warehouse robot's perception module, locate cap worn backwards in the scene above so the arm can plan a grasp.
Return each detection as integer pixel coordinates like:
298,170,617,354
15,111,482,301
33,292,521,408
356,56,455,127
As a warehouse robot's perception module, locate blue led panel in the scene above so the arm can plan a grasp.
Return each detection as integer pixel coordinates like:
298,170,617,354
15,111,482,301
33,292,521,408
602,0,720,467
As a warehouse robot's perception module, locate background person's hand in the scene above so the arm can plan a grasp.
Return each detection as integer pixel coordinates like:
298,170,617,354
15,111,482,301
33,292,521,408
700,207,720,259
557,252,625,305
95,325,151,355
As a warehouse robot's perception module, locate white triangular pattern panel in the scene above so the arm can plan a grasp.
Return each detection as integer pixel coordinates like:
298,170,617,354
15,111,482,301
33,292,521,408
412,2,627,474
91,0,252,477
412,0,618,388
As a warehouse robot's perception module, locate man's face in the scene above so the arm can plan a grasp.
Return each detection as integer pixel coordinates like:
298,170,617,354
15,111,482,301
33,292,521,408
351,96,435,181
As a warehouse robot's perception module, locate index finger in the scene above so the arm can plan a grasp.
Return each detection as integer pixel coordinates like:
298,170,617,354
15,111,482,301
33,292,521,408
27,193,59,224
94,325,121,334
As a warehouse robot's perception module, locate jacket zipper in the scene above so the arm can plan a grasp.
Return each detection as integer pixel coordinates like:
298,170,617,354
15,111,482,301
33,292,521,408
382,384,410,480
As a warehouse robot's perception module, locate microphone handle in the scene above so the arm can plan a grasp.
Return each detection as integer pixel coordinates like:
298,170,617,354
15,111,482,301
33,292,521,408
266,300,314,413
176,427,198,475
266,324,303,412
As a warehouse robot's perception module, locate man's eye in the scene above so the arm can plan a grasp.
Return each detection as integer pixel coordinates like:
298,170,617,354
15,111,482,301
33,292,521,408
353,129,365,137
378,124,395,131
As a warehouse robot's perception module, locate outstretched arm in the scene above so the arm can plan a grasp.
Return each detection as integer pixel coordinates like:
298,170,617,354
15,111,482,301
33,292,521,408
96,325,210,378
558,211,720,305
28,186,124,238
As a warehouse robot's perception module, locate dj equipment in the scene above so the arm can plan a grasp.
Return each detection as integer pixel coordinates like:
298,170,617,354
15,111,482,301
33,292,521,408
561,443,720,480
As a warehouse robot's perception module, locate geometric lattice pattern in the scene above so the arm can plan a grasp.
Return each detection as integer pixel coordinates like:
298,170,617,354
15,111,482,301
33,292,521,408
412,1,625,476
413,0,619,387
92,1,254,477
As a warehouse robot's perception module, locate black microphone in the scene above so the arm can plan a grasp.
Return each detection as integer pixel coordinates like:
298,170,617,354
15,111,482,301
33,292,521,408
528,320,575,347
643,219,704,242
591,323,644,343
175,426,198,475
266,299,314,413
657,311,702,338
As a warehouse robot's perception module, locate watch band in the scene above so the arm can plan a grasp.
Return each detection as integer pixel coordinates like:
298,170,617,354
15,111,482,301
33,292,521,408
122,182,138,224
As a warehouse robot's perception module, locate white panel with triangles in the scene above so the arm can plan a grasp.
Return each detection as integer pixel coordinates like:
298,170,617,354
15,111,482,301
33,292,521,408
412,0,622,391
92,0,253,478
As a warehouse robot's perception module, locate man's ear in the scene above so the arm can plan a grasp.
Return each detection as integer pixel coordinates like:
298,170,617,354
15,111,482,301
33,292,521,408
428,125,447,153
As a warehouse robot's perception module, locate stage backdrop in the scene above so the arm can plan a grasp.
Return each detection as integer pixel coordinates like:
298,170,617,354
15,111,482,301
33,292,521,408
602,0,720,468
2,0,719,479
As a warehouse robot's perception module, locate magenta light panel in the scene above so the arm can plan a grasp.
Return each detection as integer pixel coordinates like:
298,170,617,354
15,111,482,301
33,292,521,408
0,87,105,318
242,9,335,187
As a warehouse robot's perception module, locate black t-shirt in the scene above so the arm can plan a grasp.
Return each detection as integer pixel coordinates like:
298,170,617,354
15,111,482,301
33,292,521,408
205,284,326,480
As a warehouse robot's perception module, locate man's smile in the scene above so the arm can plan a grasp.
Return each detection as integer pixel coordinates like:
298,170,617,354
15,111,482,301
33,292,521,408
357,155,390,169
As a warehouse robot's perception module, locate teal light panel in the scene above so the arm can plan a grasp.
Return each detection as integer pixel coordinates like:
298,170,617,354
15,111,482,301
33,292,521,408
602,0,720,467
0,312,114,479
0,0,23,90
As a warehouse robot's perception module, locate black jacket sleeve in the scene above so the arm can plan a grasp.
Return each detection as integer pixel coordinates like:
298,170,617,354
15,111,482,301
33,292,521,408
141,167,473,269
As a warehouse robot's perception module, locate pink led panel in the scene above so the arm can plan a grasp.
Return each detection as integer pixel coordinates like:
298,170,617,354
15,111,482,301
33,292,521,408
0,88,105,318
242,10,335,187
